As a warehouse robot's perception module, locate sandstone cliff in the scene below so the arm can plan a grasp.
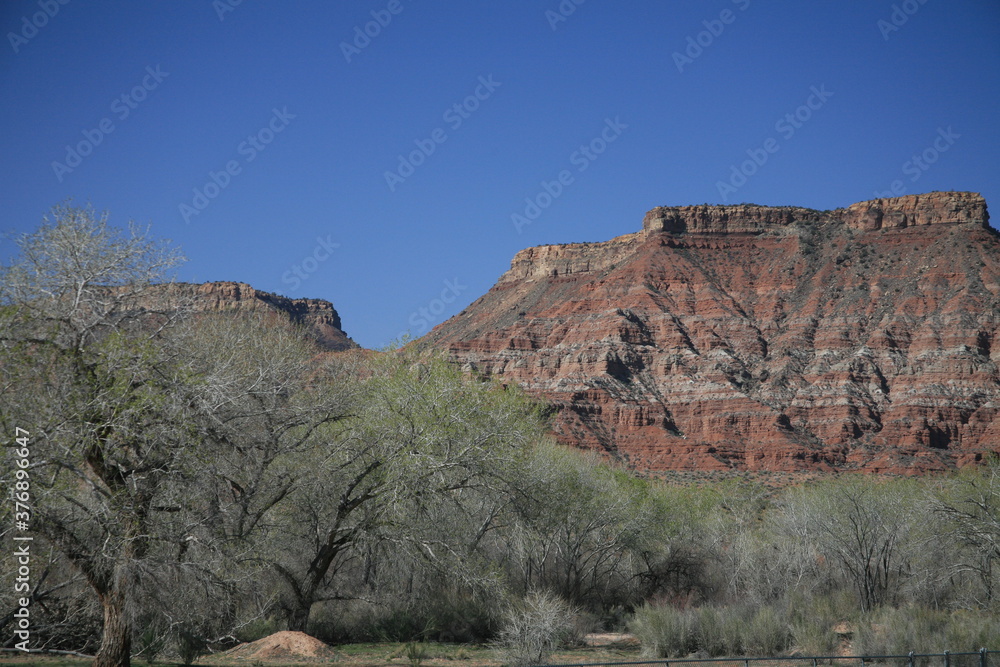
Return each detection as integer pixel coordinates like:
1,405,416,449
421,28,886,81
422,192,1000,474
155,281,357,351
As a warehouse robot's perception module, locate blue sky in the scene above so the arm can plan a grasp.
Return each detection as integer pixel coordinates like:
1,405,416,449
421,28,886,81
2,1,998,349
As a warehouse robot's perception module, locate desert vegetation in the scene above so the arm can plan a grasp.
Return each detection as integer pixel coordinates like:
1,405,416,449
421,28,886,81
1,207,1000,665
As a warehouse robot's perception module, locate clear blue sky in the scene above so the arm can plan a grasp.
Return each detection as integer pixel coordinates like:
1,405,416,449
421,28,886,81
2,1,998,349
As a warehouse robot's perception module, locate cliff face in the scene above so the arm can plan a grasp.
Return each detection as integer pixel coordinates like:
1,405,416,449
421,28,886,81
423,192,1000,474
158,281,357,351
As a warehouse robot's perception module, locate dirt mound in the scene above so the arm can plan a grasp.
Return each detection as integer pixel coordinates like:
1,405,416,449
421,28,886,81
224,630,337,661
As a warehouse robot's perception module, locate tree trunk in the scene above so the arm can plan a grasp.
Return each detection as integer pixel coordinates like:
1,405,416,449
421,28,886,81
287,599,312,633
94,583,132,667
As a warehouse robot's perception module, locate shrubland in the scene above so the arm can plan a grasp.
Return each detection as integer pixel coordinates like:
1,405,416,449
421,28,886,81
1,206,1000,665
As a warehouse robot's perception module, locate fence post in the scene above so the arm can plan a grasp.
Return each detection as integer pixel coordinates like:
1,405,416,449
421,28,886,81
945,650,950,667
910,652,915,667
981,647,987,667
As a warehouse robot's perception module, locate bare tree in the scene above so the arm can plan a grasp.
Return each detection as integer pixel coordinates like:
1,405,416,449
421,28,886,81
0,205,190,666
0,205,354,664
130,311,355,649
492,590,577,667
934,457,1000,607
780,477,923,611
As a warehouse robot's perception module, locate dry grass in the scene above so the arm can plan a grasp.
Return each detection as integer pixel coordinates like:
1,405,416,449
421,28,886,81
0,634,643,667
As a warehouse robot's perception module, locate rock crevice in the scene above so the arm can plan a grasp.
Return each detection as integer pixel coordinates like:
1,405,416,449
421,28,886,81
425,192,1000,474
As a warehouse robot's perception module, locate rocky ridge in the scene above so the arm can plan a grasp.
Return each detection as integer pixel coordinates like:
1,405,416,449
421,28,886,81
422,192,1000,474
156,281,357,351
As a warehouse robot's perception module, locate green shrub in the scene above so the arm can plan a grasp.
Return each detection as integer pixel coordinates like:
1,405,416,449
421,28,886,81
788,591,855,655
697,606,739,656
309,585,498,644
135,623,167,664
944,610,1000,652
635,600,1000,660
855,606,1000,656
310,601,431,644
176,627,208,666
854,606,930,655
629,603,696,658
632,603,792,658
744,605,791,656
374,608,433,642
405,641,428,667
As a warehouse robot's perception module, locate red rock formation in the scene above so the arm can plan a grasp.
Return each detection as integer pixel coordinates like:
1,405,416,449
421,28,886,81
152,281,357,351
422,192,1000,474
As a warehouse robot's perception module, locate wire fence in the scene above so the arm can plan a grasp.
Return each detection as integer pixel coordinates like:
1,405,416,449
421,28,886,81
540,649,991,667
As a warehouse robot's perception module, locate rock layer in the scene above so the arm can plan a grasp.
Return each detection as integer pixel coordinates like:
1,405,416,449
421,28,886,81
154,281,357,351
423,192,1000,474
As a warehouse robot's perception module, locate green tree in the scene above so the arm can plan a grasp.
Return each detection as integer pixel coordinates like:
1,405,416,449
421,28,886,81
505,443,689,614
262,349,545,631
